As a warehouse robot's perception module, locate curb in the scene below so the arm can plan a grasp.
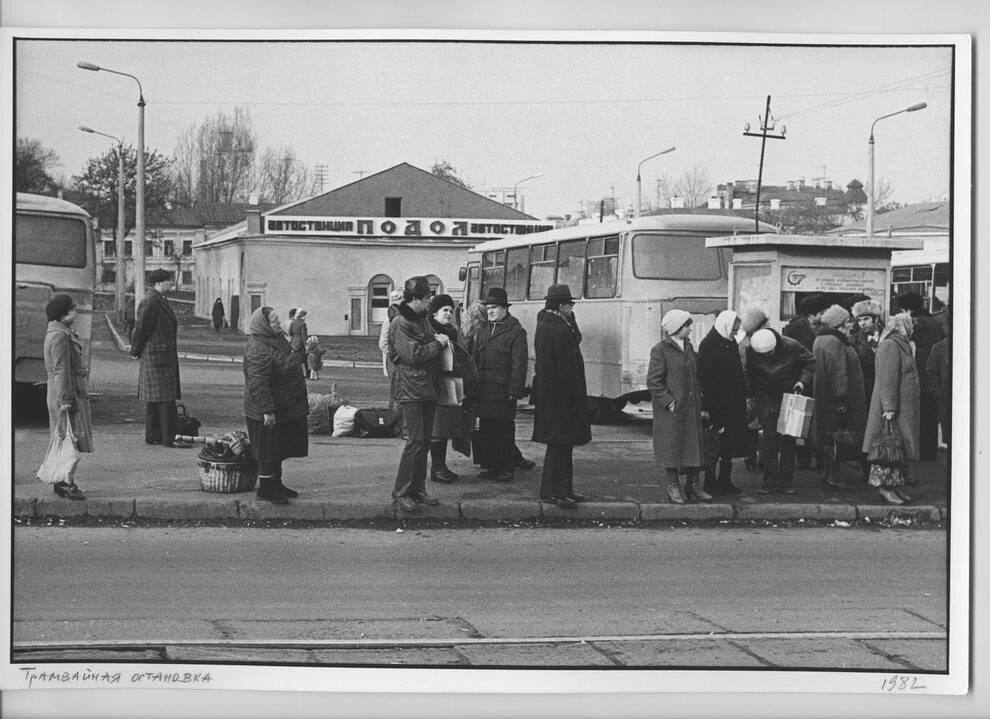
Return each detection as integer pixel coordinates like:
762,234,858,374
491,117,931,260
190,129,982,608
13,496,946,525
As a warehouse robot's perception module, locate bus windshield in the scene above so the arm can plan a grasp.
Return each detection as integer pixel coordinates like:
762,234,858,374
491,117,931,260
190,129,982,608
15,214,89,268
632,233,721,280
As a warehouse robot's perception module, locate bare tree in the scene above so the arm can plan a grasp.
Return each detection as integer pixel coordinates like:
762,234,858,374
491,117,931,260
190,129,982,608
874,178,902,213
430,159,471,189
674,164,713,208
255,147,311,204
171,107,257,204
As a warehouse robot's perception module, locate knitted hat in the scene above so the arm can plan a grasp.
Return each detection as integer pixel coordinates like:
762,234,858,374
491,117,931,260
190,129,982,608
751,328,777,354
851,300,882,319
820,304,850,329
429,294,455,314
45,294,75,322
740,308,768,335
661,309,692,336
148,268,172,285
798,293,830,316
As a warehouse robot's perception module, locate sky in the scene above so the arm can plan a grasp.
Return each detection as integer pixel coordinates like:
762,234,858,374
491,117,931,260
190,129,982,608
12,34,954,219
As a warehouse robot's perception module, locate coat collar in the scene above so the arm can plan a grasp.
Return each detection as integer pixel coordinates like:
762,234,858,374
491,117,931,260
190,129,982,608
661,335,691,353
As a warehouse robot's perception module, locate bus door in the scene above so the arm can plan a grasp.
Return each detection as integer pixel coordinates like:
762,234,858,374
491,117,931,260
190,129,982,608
463,262,482,306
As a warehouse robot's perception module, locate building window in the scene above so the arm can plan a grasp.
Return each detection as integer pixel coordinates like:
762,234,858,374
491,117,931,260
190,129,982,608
164,240,175,256
368,274,393,326
144,240,154,257
124,241,133,257
182,240,193,256
101,268,116,284
104,240,115,257
385,197,401,217
181,270,192,286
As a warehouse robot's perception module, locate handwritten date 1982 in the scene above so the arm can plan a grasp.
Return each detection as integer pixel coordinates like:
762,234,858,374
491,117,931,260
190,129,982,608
881,675,927,692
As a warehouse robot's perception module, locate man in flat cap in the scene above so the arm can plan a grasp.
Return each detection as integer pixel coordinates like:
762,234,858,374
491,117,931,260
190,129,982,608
131,269,190,448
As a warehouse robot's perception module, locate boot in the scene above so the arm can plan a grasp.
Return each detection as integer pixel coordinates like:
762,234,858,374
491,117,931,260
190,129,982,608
685,473,713,503
665,469,685,504
430,464,458,483
878,488,904,505
257,474,289,504
274,467,298,498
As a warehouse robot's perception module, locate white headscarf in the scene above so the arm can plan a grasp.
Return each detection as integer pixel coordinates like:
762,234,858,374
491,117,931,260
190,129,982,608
714,310,738,341
661,309,692,337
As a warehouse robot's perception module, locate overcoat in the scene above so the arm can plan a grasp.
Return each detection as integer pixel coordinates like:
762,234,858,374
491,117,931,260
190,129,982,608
472,313,528,420
430,319,478,440
243,318,308,422
288,318,308,360
862,334,921,461
647,336,705,469
531,310,592,446
44,320,94,453
782,316,816,352
910,313,945,395
926,337,951,431
811,327,868,451
745,330,816,401
131,288,181,402
211,300,225,329
388,302,443,403
696,326,748,450
850,328,879,407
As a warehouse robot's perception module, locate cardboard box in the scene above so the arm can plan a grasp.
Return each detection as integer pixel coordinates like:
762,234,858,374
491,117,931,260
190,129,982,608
776,393,814,438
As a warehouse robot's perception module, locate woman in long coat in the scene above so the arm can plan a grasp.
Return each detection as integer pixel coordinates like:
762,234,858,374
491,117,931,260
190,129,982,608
41,294,93,500
244,307,309,503
648,309,709,504
863,312,921,504
532,284,592,508
697,309,747,495
812,305,868,490
288,309,309,368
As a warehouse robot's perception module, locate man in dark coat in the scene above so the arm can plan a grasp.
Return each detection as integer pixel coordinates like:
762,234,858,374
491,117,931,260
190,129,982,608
782,293,830,469
388,276,448,512
131,269,190,448
472,287,528,483
925,310,951,449
897,292,945,460
746,328,815,494
211,297,225,333
850,299,882,409
532,284,591,508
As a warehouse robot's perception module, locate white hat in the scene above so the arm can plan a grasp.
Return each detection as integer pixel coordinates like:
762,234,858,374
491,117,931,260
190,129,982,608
661,309,692,336
750,328,777,354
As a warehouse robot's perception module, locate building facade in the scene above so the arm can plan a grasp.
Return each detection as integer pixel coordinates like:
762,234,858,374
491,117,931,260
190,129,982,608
194,163,553,335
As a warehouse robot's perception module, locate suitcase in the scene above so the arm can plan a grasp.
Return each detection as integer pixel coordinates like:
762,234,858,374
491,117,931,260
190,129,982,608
175,402,202,437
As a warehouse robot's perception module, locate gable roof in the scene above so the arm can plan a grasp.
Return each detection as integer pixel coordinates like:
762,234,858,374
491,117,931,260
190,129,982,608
160,202,278,229
272,162,537,220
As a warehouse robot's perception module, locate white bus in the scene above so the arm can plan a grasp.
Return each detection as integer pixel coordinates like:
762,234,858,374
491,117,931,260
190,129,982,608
890,241,950,315
461,213,775,420
15,192,97,387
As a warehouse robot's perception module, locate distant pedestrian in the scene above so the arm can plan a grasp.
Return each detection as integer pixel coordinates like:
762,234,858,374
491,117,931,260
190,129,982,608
131,269,190,449
648,309,710,504
697,309,746,496
289,308,309,369
379,289,404,378
532,284,592,509
41,294,92,500
471,287,529,483
211,297,226,333
243,306,309,504
746,327,815,495
124,296,136,344
850,299,883,407
926,319,951,448
896,292,944,460
812,305,868,490
783,293,830,470
863,312,921,504
305,335,326,380
388,276,447,511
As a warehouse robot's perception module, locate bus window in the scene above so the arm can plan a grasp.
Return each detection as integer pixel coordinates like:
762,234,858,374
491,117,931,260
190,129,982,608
528,244,556,300
557,239,586,298
15,214,88,268
586,235,619,298
481,250,505,295
632,233,721,280
505,247,530,301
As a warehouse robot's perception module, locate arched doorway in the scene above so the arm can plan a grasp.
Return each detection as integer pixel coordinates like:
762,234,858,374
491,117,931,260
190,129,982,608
368,274,394,335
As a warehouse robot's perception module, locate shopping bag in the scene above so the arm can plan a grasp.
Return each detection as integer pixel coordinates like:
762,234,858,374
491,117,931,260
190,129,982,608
867,419,905,466
437,377,465,407
776,393,814,439
439,344,454,372
36,411,81,485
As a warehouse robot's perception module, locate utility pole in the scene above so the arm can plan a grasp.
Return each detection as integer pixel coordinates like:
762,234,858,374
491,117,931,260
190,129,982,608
314,164,327,193
742,95,786,233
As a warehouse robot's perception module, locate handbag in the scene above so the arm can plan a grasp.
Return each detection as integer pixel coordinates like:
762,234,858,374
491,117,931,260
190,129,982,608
176,402,201,437
36,410,81,485
826,428,861,462
354,407,402,438
867,419,904,466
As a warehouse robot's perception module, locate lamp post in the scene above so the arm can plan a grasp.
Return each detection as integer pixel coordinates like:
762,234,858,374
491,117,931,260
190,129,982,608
78,60,146,302
636,146,676,218
512,172,544,211
866,102,927,237
79,125,127,322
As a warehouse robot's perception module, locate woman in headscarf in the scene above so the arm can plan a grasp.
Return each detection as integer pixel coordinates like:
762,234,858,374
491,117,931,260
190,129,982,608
812,305,868,491
40,294,93,500
697,309,747,495
648,309,709,504
243,307,309,503
863,312,921,504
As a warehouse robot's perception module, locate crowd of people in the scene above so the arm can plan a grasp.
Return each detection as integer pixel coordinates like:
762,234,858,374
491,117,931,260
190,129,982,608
37,266,951,509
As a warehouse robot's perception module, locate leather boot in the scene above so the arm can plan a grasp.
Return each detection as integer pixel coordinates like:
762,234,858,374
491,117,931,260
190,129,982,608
274,467,298,498
430,464,458,483
685,474,713,503
665,469,685,504
257,474,289,504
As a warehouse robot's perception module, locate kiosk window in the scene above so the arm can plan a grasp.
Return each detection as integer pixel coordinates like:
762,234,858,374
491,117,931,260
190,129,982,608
586,235,619,298
528,244,556,300
557,239,586,299
505,247,530,301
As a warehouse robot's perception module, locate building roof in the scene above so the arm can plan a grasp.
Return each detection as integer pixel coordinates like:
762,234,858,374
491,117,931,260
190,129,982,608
832,201,950,234
272,162,537,220
160,202,279,229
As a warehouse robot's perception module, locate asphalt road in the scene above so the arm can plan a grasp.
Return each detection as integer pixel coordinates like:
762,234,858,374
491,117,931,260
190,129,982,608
12,525,947,670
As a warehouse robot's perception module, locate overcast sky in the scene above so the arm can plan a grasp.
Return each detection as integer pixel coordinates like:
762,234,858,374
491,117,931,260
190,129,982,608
14,34,953,219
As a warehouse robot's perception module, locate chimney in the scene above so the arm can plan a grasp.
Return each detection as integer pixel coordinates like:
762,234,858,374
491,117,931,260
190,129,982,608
246,208,262,234
797,177,805,190
722,182,733,208
707,196,721,209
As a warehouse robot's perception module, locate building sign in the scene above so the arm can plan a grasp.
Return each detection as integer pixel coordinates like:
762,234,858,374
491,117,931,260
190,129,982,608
782,266,887,297
264,216,554,238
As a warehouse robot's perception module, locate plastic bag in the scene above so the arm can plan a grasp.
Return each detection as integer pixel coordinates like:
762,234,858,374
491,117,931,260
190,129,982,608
332,404,359,437
36,411,81,484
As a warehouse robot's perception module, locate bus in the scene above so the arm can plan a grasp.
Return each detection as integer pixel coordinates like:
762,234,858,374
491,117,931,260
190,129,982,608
461,213,775,420
14,192,97,387
890,241,950,315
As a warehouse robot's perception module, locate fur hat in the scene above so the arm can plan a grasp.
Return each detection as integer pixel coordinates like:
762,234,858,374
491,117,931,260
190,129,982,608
798,293,830,316
482,287,510,307
661,309,692,336
740,308,769,335
750,328,777,354
45,294,75,322
820,304,850,329
148,268,173,285
403,276,432,301
896,292,924,314
851,300,882,319
429,294,455,314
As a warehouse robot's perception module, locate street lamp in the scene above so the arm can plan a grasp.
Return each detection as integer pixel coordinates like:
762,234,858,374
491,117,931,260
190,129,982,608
636,146,676,218
79,125,127,322
512,172,544,211
866,102,927,237
78,60,147,301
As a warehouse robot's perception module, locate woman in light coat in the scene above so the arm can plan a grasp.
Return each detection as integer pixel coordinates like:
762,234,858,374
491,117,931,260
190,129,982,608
862,312,921,504
648,309,709,504
41,294,93,500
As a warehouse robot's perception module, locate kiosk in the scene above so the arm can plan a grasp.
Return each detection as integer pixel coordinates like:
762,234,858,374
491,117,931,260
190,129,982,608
705,234,925,329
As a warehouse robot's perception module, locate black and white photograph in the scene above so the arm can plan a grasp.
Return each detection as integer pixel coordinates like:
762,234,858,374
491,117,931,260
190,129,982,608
1,2,984,717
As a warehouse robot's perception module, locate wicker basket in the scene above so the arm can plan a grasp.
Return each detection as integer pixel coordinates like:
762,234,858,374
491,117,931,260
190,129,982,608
197,457,258,493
